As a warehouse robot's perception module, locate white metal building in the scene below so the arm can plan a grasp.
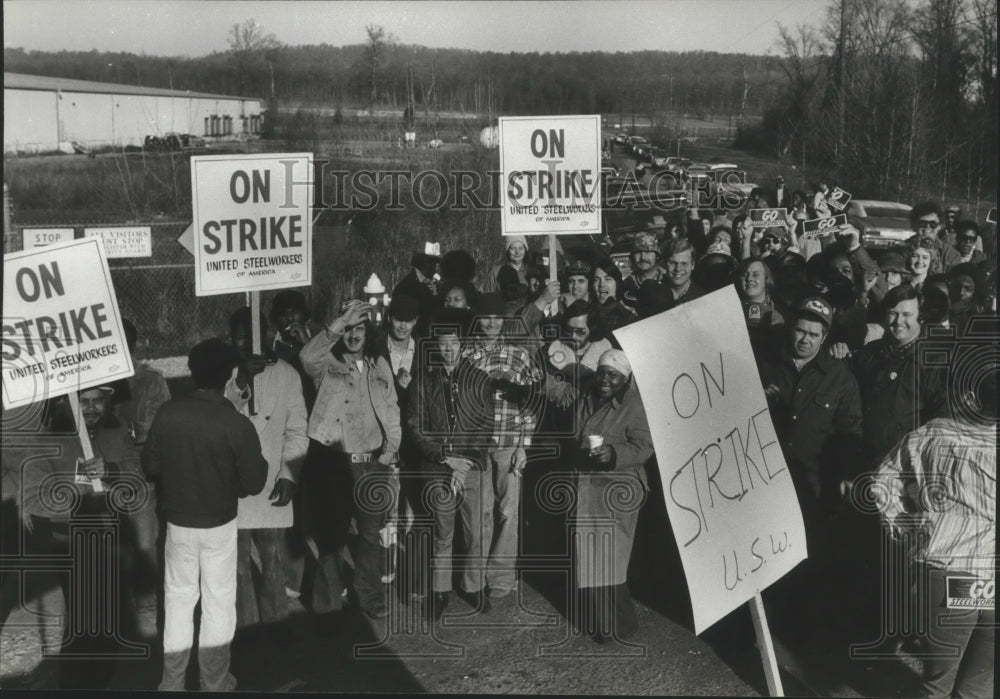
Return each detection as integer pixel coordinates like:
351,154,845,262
4,72,264,153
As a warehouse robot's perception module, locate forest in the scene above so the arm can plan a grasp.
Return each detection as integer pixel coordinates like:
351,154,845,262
741,0,997,203
3,42,781,123
4,0,996,203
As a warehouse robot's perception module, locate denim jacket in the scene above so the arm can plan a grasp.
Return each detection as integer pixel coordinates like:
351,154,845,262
300,327,401,461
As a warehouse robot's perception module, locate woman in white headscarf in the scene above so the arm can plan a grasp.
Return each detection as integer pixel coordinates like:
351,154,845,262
571,349,653,643
483,235,530,294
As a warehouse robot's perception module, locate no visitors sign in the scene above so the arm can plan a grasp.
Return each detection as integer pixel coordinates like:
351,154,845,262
2,238,134,409
499,115,602,236
85,226,153,258
190,153,313,296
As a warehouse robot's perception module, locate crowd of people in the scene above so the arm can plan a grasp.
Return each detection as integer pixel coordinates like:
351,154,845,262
1,186,995,696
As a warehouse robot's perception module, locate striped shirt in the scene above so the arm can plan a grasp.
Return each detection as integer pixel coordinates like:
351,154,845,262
875,418,996,573
464,335,542,447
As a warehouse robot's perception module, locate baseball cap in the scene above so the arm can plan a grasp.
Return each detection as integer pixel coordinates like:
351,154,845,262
564,258,592,279
796,296,833,328
632,232,660,255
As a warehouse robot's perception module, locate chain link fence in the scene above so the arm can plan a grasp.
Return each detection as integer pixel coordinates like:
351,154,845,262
4,211,358,361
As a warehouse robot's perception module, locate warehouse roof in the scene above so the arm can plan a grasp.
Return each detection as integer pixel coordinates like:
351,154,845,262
4,72,261,102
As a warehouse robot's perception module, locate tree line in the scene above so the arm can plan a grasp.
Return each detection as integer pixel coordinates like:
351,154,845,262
741,0,996,203
4,41,783,122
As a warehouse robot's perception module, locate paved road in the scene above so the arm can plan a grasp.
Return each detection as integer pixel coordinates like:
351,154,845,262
3,577,759,694
1,571,924,695
1,491,925,696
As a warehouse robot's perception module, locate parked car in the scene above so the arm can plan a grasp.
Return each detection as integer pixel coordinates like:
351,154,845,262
144,133,208,152
684,162,740,180
645,147,672,168
602,176,647,202
655,156,692,175
601,159,620,177
614,132,630,145
846,200,914,250
634,140,657,160
626,136,648,155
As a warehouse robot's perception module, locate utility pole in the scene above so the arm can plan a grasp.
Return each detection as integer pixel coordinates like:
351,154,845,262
630,80,636,133
837,0,847,171
619,86,624,130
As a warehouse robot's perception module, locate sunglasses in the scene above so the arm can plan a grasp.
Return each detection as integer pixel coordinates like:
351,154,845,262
917,218,940,228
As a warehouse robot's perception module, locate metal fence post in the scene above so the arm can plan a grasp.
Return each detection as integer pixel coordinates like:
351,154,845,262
2,183,18,253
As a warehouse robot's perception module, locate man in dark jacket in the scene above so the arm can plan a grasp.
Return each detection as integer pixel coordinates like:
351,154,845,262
406,308,495,621
758,297,864,634
142,339,267,692
393,242,442,333
758,297,863,534
851,284,951,469
377,293,422,595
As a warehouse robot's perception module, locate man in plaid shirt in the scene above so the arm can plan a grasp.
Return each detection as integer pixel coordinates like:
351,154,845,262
464,293,543,600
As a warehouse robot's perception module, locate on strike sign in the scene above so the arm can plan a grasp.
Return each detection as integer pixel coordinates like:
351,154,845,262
614,287,807,634
499,115,602,236
191,153,313,296
3,238,134,409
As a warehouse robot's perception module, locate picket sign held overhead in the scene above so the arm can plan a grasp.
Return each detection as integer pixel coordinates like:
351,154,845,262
3,237,134,410
826,186,852,211
802,213,848,237
4,237,132,492
499,115,601,310
614,286,807,635
190,153,313,297
498,115,602,238
749,208,789,229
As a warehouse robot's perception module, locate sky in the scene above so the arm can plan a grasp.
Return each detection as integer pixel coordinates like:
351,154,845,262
4,0,831,57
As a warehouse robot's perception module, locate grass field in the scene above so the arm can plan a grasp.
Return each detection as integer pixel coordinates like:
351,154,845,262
5,112,994,359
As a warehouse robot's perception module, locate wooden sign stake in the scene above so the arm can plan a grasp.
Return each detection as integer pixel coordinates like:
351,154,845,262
67,391,103,493
249,290,263,416
547,233,560,316
749,591,784,697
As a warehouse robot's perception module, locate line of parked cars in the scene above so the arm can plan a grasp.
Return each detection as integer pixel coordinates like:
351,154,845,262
143,133,208,152
606,131,918,256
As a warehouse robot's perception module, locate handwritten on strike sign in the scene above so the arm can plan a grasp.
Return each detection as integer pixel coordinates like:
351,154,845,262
614,287,807,634
802,213,848,236
2,238,134,409
749,208,788,229
190,153,313,296
499,115,602,236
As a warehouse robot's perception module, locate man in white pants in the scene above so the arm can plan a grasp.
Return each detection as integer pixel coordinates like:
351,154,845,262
142,339,268,691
